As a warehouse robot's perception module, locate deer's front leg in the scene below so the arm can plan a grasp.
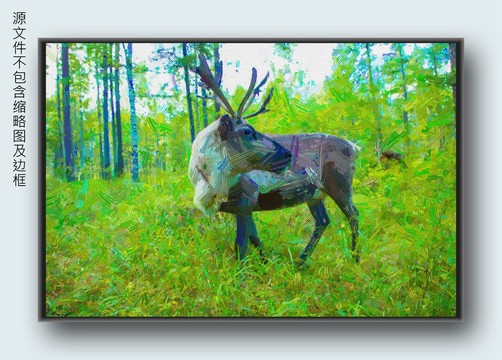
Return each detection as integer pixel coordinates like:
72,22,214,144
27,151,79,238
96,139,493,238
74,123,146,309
235,214,252,260
221,174,260,261
248,213,266,261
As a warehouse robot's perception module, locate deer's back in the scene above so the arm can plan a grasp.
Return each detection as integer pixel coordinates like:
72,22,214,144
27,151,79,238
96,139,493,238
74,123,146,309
270,133,358,178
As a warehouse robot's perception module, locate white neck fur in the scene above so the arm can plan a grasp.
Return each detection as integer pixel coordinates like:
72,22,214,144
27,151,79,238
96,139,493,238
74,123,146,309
188,121,233,216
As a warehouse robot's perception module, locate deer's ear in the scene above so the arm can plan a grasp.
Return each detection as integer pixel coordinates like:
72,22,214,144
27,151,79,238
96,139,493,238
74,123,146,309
218,114,234,141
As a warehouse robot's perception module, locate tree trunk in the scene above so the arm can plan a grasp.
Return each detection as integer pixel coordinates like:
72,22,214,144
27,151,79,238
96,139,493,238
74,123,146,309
79,99,85,176
199,45,208,128
114,43,124,176
430,46,446,150
213,43,221,115
94,61,104,179
396,43,409,124
99,132,104,176
124,43,139,182
155,135,161,169
182,43,196,142
449,43,457,106
61,43,75,182
365,43,382,161
55,44,65,178
194,69,200,133
109,45,117,175
102,46,111,179
201,87,209,128
396,43,410,151
89,133,95,179
171,46,179,91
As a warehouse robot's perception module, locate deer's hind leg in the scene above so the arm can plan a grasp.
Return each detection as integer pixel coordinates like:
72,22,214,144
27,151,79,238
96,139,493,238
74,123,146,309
323,162,360,262
298,200,330,265
336,197,359,262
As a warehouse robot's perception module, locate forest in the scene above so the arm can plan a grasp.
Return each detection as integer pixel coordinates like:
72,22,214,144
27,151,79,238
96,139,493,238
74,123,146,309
44,42,457,317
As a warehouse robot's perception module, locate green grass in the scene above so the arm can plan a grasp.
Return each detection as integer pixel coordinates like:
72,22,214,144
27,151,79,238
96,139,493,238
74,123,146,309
45,150,456,318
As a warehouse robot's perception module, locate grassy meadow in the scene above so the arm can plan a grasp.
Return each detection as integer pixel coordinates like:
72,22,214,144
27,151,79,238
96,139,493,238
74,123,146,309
46,145,456,317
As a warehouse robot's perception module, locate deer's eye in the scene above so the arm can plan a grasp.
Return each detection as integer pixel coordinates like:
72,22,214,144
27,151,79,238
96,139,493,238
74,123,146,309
242,127,257,140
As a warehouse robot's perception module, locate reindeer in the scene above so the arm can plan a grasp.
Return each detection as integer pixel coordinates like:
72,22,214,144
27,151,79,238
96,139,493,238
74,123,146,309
189,54,360,266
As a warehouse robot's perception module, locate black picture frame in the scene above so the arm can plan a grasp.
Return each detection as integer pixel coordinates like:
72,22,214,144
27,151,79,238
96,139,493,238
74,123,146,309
40,38,463,321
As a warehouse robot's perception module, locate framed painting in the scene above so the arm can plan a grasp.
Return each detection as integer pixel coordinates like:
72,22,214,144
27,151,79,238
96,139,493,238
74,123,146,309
41,39,461,319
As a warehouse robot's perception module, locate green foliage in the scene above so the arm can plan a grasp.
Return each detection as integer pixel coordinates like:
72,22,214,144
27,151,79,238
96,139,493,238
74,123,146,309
45,42,457,317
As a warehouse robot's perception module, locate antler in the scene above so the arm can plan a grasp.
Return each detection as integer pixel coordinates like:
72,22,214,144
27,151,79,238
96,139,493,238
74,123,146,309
193,54,235,117
236,68,257,119
242,88,274,120
239,72,269,117
193,54,273,121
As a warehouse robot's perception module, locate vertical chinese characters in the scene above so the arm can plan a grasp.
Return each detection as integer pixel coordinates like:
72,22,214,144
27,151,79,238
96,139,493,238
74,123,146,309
13,11,27,187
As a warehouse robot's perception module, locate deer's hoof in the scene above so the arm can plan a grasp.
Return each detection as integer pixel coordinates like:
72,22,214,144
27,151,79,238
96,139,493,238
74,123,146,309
294,260,308,270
